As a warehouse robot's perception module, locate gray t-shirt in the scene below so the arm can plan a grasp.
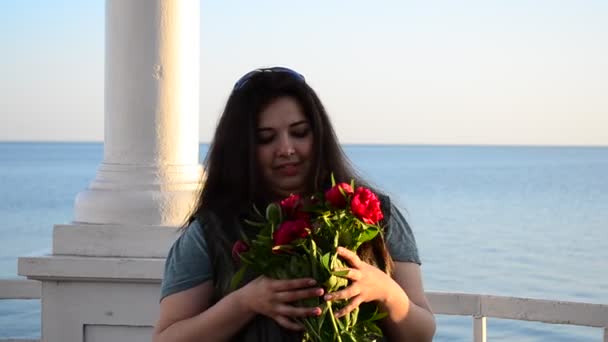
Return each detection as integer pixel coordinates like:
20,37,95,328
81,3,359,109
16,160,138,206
160,204,421,301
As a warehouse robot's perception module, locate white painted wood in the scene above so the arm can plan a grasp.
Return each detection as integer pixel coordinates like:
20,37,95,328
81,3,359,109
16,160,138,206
72,0,203,227
425,292,608,328
479,294,608,327
41,281,81,342
473,316,487,342
426,292,481,315
53,224,180,257
0,279,40,299
40,281,159,342
3,286,608,340
18,256,164,282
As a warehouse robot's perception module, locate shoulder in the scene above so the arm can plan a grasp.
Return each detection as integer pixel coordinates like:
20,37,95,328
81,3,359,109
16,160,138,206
380,196,422,265
160,218,215,300
181,219,205,243
178,211,224,246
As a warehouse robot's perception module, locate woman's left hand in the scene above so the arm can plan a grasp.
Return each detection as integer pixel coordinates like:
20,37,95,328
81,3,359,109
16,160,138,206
324,247,395,318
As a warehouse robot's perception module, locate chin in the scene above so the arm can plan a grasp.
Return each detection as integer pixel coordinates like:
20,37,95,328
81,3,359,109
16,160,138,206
274,181,306,196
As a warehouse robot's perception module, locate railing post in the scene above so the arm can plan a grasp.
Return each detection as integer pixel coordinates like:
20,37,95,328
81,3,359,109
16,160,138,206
603,327,607,342
474,316,487,342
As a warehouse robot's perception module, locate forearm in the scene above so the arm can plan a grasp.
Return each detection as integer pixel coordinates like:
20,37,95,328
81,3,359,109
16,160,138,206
154,288,255,342
379,281,436,342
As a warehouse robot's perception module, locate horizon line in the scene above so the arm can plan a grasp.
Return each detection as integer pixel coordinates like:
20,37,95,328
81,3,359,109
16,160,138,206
1,140,607,149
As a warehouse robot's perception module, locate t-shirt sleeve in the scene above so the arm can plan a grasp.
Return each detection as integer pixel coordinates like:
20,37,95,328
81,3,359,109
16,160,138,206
160,220,213,301
385,204,421,265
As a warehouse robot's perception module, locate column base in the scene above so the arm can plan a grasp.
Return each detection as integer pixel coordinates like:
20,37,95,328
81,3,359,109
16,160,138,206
18,255,165,342
53,223,180,258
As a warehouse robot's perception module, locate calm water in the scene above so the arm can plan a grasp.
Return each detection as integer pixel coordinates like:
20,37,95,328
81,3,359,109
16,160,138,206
1,143,607,340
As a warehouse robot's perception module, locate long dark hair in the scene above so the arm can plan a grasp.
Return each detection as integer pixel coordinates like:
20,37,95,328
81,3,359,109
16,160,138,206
190,71,358,223
187,68,393,291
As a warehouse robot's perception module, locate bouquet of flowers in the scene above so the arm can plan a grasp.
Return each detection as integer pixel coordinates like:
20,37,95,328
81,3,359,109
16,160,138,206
231,178,388,342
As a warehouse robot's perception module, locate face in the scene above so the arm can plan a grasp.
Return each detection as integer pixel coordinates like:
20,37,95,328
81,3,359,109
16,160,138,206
256,96,314,198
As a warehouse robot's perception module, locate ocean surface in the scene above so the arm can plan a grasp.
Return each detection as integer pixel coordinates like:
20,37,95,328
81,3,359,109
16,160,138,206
0,142,607,340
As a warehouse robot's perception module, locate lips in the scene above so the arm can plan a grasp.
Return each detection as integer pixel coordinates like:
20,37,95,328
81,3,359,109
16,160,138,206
274,162,300,177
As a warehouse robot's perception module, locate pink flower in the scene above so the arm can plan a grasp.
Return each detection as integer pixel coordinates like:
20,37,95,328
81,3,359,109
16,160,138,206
280,194,303,219
350,187,384,224
273,219,310,246
325,183,354,208
231,240,249,262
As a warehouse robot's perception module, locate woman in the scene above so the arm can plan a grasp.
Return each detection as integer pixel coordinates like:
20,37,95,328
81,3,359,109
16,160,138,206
153,67,436,341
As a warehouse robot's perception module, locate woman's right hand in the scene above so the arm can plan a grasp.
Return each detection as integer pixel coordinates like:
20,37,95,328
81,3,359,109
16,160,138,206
236,276,324,330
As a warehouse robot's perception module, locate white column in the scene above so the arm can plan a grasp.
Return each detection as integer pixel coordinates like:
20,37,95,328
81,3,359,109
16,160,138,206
73,0,203,226
473,316,487,342
19,2,202,341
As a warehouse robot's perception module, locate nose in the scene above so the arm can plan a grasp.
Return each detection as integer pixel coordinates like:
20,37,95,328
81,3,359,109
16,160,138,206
276,133,295,157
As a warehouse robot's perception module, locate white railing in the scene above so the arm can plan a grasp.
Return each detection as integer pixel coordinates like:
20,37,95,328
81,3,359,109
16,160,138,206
0,279,41,342
426,292,608,342
0,279,41,300
1,279,607,342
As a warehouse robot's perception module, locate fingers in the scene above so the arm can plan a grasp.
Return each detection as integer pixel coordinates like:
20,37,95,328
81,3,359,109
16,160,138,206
334,267,362,281
334,295,364,319
336,247,362,268
275,303,322,318
270,278,317,292
275,287,324,302
274,315,304,331
272,304,321,331
324,284,360,302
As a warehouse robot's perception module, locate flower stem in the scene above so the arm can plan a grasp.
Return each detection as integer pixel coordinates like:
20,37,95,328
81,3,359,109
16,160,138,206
326,301,342,342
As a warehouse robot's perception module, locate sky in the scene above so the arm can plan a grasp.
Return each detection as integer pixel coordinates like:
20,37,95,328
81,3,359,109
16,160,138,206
0,0,607,146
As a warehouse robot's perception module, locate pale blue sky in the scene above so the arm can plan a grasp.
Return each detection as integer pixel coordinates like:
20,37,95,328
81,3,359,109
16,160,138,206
1,1,606,145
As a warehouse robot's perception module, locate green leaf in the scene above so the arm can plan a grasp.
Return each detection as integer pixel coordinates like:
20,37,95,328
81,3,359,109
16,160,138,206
356,228,379,245
335,312,345,331
324,274,348,292
243,218,266,228
333,231,340,248
366,322,384,337
265,202,282,225
322,214,332,227
300,317,322,341
350,306,359,328
229,265,247,290
343,308,351,329
309,238,318,256
321,252,331,270
338,231,353,248
252,204,264,219
341,332,356,342
357,302,388,325
330,172,336,187
310,253,319,281
317,303,329,331
324,275,339,292
331,269,349,277
368,310,388,322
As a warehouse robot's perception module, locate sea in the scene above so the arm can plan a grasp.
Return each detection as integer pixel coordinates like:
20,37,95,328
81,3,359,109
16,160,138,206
0,142,607,341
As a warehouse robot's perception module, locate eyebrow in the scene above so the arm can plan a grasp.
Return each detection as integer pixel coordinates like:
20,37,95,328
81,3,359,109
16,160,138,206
257,120,309,131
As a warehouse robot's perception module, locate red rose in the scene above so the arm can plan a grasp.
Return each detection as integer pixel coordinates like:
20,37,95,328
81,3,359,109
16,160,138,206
350,187,384,224
231,240,249,262
273,219,310,246
280,194,303,219
325,183,354,208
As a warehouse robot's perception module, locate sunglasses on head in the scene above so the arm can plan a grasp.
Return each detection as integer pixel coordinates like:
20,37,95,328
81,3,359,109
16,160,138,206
233,67,306,90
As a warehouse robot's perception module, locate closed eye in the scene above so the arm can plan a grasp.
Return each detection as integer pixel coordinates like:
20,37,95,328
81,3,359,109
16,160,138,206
291,127,311,138
256,131,275,144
